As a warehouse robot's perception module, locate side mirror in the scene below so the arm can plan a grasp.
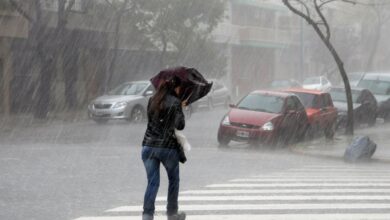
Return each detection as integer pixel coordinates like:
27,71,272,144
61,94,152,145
229,104,236,108
145,90,154,96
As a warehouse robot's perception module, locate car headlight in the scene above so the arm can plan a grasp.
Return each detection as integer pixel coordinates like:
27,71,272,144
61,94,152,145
88,103,94,110
222,115,231,125
261,122,274,131
113,101,127,108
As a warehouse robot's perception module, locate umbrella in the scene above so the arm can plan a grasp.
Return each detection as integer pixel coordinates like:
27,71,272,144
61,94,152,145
150,66,213,105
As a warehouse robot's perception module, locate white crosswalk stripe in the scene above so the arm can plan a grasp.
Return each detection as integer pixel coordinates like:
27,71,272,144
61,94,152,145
73,165,390,220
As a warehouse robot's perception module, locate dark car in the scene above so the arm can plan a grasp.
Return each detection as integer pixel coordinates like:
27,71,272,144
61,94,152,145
330,87,377,128
284,88,337,139
217,90,309,147
357,72,390,122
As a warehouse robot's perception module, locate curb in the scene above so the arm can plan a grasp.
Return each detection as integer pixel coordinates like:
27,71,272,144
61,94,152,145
290,145,390,164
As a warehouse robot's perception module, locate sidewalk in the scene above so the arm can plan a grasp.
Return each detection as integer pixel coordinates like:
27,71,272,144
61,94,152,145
0,110,88,127
291,123,390,163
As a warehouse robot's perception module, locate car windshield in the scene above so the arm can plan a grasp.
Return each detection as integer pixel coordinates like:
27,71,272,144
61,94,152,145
358,79,390,95
303,77,320,85
237,93,284,113
108,82,148,95
271,80,290,88
348,73,364,82
292,92,318,108
329,89,360,103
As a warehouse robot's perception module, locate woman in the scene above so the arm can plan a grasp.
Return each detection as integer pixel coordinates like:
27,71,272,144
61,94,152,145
142,76,186,220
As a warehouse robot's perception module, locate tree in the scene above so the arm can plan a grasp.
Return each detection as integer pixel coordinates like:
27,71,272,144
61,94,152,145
103,0,130,92
145,0,226,74
9,0,75,118
283,0,355,135
361,0,390,71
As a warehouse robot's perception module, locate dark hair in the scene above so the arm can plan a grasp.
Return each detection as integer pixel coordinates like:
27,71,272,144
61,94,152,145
149,76,181,116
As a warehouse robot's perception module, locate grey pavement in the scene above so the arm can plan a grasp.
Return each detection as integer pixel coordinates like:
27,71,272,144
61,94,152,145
2,108,390,220
292,121,390,162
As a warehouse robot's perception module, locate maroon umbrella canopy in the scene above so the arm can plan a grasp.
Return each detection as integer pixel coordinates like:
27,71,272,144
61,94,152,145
150,66,213,105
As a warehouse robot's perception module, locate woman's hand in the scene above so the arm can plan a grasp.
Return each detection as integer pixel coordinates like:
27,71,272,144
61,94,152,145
181,101,187,107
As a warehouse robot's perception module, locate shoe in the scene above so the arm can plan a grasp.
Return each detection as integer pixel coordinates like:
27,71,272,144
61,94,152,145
142,214,154,220
167,212,186,220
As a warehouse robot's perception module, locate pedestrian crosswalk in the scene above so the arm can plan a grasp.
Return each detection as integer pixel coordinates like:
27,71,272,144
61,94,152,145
73,165,390,220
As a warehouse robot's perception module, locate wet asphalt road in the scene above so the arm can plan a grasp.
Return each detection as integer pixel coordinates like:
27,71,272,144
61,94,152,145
0,107,389,220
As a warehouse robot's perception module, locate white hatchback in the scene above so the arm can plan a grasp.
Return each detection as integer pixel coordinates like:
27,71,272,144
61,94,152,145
302,76,332,91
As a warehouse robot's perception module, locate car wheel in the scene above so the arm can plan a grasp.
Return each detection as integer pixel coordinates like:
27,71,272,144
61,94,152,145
384,113,390,123
130,106,145,123
324,122,335,140
368,114,377,127
296,124,309,142
217,133,230,147
305,125,315,140
93,118,108,124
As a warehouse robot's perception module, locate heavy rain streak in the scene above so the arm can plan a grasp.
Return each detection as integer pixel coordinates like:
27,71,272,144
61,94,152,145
1,0,390,220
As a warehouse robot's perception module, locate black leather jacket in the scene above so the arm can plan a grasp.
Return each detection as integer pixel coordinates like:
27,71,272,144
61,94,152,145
142,92,185,149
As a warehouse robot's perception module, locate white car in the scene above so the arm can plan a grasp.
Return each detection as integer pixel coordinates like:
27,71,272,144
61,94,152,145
88,81,154,123
194,79,231,110
302,76,332,91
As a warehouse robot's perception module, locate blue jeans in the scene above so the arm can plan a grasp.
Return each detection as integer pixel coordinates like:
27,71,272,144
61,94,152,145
142,146,180,216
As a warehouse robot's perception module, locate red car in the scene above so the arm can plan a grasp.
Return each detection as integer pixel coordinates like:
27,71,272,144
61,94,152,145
217,90,309,147
284,88,337,139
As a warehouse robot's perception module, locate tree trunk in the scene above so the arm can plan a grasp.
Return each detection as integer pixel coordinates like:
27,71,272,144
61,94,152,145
63,45,79,110
312,24,354,135
105,12,122,93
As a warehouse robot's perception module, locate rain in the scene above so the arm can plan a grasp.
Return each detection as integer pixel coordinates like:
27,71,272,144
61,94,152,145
1,0,390,220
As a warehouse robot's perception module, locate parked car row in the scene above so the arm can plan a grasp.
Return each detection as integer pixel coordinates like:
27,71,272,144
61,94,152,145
87,79,230,124
218,72,390,148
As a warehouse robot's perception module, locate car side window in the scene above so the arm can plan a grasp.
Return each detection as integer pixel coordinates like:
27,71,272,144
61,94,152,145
323,94,332,107
312,95,322,108
285,97,297,111
323,78,329,85
356,91,365,104
144,85,155,95
292,96,305,111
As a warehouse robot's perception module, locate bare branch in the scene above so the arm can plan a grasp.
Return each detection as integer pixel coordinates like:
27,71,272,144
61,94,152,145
8,0,34,22
64,0,75,21
66,0,75,12
282,0,313,24
297,0,311,19
319,0,337,8
105,0,118,10
314,0,331,40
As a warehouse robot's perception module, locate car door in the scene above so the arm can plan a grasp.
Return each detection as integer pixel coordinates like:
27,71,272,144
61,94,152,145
319,93,337,128
359,90,377,119
212,81,225,105
281,97,301,135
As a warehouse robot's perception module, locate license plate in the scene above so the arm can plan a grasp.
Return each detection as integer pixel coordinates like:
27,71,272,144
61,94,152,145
236,130,249,138
94,111,109,116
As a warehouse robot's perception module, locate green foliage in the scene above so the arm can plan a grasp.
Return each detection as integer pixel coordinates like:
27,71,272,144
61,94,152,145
144,0,227,72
